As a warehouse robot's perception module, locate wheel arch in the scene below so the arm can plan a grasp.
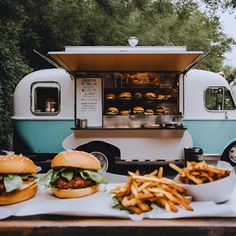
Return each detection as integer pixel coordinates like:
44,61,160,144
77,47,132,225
221,138,236,157
75,141,121,172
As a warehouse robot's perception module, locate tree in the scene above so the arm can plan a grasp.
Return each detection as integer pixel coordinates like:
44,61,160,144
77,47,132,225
0,0,235,149
223,65,236,84
0,0,31,150
202,0,236,10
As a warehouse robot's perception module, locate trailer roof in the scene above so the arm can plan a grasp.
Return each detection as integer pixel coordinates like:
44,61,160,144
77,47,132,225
48,46,203,73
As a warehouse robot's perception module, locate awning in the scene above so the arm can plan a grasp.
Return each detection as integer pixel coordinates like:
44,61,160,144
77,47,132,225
48,46,203,73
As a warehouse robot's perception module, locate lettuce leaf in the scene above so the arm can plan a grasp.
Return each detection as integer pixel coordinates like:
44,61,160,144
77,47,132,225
112,196,125,210
51,169,61,183
80,170,107,184
39,168,107,187
39,169,53,187
61,170,74,181
3,175,23,192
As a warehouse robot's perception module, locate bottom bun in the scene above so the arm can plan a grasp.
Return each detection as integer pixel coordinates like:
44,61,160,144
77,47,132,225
0,184,37,205
52,185,98,199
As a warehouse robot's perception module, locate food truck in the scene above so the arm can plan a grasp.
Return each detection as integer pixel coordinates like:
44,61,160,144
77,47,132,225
11,46,236,172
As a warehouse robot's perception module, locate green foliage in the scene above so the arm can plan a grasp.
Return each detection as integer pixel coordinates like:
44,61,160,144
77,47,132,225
203,0,236,10
223,65,236,84
0,0,31,150
0,0,235,149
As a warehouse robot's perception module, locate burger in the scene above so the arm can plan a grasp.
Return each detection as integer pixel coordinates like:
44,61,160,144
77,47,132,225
145,109,154,115
144,92,156,100
105,93,115,100
47,150,106,198
120,110,131,116
106,107,119,115
133,106,144,115
0,155,37,205
157,94,166,100
119,92,132,100
155,106,165,114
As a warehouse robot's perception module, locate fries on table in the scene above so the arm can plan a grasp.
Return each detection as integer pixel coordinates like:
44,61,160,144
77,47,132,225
111,168,193,215
170,161,230,185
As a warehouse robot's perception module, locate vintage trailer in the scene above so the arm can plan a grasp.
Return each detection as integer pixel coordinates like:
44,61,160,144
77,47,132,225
12,46,236,172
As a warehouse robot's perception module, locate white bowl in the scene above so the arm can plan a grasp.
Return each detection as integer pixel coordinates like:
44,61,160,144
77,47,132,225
174,161,236,203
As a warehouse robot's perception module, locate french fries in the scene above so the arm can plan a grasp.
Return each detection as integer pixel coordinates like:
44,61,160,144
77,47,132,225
170,161,230,185
111,168,193,215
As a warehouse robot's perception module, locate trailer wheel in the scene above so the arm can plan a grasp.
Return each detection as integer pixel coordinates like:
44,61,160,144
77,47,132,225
90,151,109,172
75,141,120,173
221,142,236,166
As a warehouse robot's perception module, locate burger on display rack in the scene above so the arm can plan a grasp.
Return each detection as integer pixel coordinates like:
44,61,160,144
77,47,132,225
145,109,154,115
106,107,119,115
119,92,132,100
120,110,131,116
133,106,145,115
155,106,165,114
105,93,115,100
42,150,106,198
144,92,156,100
0,155,38,205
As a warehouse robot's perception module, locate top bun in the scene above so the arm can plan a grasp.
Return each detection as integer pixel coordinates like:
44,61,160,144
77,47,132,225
145,92,156,98
0,155,37,174
133,106,144,112
105,93,115,99
108,107,118,112
51,150,101,170
119,92,132,98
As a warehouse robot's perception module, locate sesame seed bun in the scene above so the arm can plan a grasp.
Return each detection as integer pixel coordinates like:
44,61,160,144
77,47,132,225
51,150,101,170
0,155,37,174
0,184,37,205
52,185,98,199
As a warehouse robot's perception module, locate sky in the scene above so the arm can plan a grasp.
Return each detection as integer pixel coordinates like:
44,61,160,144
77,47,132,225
220,10,236,68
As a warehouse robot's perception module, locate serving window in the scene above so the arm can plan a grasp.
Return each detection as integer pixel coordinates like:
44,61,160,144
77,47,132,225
31,82,60,116
103,72,179,116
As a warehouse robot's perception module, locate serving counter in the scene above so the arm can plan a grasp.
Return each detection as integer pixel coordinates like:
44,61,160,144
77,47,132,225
1,216,236,236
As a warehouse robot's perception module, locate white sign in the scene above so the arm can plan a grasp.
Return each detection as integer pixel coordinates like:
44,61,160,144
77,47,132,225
76,78,102,127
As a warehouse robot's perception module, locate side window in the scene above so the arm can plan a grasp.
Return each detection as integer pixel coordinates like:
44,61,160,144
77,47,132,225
205,87,236,111
224,88,236,110
205,87,223,110
31,82,60,115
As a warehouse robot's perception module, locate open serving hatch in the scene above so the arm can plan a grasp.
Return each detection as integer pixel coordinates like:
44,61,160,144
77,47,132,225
45,46,205,131
47,46,204,73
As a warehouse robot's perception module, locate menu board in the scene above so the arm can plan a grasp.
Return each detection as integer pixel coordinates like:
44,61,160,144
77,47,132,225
76,78,102,127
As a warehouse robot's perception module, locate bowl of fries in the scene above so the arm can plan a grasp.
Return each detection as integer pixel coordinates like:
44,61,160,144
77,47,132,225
170,161,236,203
110,168,193,215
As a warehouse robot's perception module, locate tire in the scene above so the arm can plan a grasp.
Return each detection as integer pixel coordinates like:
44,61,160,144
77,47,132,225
221,142,236,166
75,141,120,173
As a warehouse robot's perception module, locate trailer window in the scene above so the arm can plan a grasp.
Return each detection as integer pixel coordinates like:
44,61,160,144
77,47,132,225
31,83,60,115
224,88,236,110
205,87,236,111
205,88,223,110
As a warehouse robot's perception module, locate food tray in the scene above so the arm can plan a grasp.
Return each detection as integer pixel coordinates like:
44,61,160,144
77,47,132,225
1,171,236,221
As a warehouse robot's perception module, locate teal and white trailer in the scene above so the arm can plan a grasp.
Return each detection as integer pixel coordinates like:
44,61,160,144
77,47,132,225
12,46,236,172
